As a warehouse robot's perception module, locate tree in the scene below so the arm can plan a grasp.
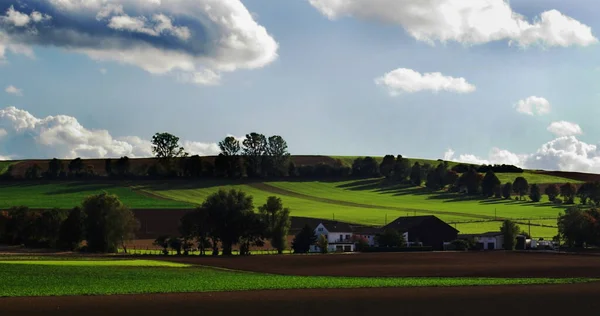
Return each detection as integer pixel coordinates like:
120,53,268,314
153,235,170,255
560,183,577,204
239,212,266,256
82,193,139,253
168,237,183,255
46,158,64,179
502,182,512,199
182,155,203,178
316,234,329,254
288,161,297,177
409,162,422,186
393,155,411,183
258,196,291,254
376,229,406,248
201,189,257,256
242,133,268,177
68,158,84,176
457,167,482,195
545,184,559,202
379,155,396,179
105,159,113,176
558,207,600,248
218,137,243,178
291,224,317,254
445,170,459,188
58,207,85,251
37,208,68,248
179,208,211,256
494,184,503,199
115,156,130,177
529,184,541,202
512,177,529,200
500,219,520,250
352,157,379,178
266,135,290,176
481,170,501,197
151,132,188,174
426,163,447,190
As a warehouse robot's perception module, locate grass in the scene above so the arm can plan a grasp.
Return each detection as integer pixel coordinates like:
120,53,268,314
0,161,15,175
495,172,582,184
0,182,192,209
0,258,595,297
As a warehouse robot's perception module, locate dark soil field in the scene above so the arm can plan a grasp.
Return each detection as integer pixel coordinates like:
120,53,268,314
2,252,600,315
157,251,600,278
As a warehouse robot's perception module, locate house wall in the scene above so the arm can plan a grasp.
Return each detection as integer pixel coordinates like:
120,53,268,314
474,236,504,250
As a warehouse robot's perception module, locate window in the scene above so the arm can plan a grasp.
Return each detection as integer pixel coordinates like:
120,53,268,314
345,234,350,240
317,227,323,232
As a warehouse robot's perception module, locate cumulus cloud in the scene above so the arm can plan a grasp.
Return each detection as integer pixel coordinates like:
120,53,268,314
5,85,22,96
547,121,583,137
514,96,551,115
0,1,278,85
375,68,476,95
309,0,597,47
443,148,527,167
0,106,223,159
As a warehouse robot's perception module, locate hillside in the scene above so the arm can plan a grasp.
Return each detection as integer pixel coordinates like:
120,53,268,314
0,155,597,238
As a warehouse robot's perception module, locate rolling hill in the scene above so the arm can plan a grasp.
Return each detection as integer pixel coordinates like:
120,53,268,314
0,156,595,238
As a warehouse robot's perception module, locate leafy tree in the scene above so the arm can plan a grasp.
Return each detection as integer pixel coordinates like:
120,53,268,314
182,155,203,178
558,207,600,248
46,158,64,179
288,161,297,177
500,219,520,250
529,184,541,202
259,196,291,254
379,155,396,179
457,167,482,195
115,156,130,177
151,132,188,174
560,183,577,204
545,184,559,202
58,207,85,251
376,229,406,248
409,162,422,186
481,170,501,197
316,234,329,254
201,189,257,256
239,212,266,256
68,158,84,176
153,235,170,255
426,163,447,190
291,224,317,253
494,184,503,199
104,159,112,176
242,132,267,177
445,170,459,188
393,155,411,183
4,206,40,245
37,208,68,248
168,237,183,255
266,135,290,176
82,193,139,253
512,177,529,200
502,182,512,199
218,137,243,178
179,208,211,256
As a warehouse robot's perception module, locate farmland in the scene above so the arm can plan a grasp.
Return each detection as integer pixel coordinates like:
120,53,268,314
0,254,597,297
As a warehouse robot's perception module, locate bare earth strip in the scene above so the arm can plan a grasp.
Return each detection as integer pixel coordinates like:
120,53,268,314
249,182,496,220
3,283,600,316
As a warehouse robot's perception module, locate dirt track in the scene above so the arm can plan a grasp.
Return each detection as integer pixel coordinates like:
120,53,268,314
3,283,600,316
154,251,600,278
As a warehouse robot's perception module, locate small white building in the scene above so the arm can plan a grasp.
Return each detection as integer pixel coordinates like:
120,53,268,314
459,232,504,250
310,222,356,253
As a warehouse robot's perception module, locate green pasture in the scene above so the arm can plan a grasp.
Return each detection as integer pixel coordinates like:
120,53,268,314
0,258,594,297
0,182,192,209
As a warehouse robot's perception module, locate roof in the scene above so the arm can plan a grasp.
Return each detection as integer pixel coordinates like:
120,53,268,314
289,216,382,234
350,225,383,235
383,215,459,233
321,221,354,233
458,231,503,238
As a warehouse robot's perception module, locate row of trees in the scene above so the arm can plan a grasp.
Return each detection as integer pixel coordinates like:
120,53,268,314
0,193,139,253
558,207,600,248
163,190,292,256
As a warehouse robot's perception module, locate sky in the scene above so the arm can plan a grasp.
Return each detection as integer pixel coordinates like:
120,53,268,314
1,0,600,173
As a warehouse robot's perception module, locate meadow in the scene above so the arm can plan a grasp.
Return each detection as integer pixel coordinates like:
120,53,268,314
0,257,594,297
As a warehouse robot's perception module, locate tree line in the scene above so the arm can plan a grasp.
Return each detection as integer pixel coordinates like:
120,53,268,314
0,193,138,253
14,132,525,181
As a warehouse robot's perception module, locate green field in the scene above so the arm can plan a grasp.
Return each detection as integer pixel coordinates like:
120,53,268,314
0,258,593,297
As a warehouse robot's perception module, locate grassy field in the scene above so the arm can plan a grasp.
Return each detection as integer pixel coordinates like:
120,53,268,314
0,257,594,297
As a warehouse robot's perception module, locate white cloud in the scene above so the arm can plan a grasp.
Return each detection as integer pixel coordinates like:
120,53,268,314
0,1,279,85
0,106,224,159
444,147,526,166
514,96,551,115
547,121,583,137
375,68,476,95
5,85,22,96
0,6,51,27
308,0,597,48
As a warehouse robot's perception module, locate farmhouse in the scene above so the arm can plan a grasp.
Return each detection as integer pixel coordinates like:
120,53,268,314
310,221,356,253
458,232,504,250
383,216,459,250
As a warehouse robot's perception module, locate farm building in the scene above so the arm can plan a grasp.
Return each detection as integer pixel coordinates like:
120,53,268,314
383,216,459,250
458,232,504,250
310,222,356,253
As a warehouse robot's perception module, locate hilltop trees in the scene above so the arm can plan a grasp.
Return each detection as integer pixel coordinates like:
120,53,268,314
379,155,396,179
502,182,512,199
560,183,577,204
481,170,501,197
242,133,268,177
512,177,529,200
266,135,291,176
529,184,541,202
352,157,379,178
545,184,559,202
410,162,422,186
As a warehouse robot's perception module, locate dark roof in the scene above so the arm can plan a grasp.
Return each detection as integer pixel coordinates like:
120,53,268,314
350,225,383,235
458,231,503,238
321,221,354,233
383,215,458,233
289,216,381,234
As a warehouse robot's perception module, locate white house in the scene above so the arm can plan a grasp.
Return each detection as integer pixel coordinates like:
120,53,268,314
310,222,356,253
459,232,504,250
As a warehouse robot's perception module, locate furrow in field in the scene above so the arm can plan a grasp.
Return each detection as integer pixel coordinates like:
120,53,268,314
248,183,496,220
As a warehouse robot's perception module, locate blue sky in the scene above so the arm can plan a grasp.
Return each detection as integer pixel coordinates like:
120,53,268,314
1,0,600,172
